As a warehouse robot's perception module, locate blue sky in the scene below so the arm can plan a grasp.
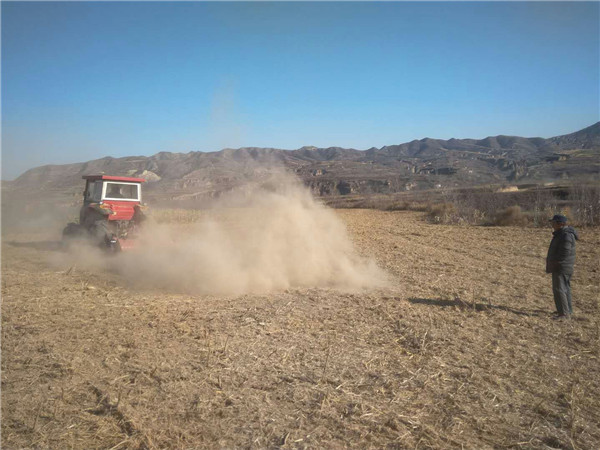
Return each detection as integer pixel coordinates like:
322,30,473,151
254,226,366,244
2,1,599,179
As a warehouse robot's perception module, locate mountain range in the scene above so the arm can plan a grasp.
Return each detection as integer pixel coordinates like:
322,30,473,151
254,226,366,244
6,122,599,206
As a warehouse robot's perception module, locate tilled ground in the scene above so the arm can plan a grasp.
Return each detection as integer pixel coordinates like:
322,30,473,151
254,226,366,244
2,210,599,449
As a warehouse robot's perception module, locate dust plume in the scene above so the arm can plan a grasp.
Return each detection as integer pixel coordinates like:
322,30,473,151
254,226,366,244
113,174,387,295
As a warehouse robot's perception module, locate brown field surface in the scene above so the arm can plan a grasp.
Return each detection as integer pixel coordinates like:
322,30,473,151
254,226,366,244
2,209,599,449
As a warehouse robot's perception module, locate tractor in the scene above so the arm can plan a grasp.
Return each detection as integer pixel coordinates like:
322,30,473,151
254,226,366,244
63,175,147,251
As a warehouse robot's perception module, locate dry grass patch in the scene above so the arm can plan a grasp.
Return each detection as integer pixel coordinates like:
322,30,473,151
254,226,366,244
2,209,599,448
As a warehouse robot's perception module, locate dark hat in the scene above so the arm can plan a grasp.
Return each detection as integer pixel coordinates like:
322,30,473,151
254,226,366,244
549,214,568,223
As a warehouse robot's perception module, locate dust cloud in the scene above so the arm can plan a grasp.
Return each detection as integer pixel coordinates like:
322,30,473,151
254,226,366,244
111,175,388,295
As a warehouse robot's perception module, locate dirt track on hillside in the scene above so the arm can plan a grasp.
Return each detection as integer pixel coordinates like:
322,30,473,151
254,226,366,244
2,210,599,449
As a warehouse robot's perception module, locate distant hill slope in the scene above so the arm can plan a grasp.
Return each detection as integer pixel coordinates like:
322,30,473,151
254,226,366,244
549,122,600,149
7,122,599,205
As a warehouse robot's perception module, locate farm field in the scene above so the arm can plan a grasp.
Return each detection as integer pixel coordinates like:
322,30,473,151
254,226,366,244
2,209,599,449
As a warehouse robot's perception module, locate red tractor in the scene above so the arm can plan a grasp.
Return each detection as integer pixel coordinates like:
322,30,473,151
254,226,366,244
63,175,147,251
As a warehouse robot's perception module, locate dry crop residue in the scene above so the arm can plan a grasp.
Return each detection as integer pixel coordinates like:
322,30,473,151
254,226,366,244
2,210,599,449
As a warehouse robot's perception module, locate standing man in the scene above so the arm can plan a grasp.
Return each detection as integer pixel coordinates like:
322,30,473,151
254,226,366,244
546,214,579,319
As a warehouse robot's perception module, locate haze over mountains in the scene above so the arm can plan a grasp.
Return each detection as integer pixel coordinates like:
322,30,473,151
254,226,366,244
6,122,600,205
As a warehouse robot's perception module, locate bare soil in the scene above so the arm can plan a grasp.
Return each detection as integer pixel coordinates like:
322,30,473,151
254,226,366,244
2,210,599,449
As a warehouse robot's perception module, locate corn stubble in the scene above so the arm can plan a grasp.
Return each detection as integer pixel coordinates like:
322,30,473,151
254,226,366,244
2,201,599,448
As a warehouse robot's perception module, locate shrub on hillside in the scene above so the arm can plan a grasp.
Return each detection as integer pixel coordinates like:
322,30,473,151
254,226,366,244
569,183,600,227
493,205,529,226
385,201,429,212
427,203,457,223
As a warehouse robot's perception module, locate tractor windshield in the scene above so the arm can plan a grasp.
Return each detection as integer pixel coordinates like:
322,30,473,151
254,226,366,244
103,182,140,201
85,181,103,202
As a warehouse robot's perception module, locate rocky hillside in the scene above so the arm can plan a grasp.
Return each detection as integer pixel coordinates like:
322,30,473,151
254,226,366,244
6,122,599,206
549,122,600,149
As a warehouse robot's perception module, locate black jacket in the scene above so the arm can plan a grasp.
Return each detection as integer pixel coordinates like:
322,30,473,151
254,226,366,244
546,226,578,274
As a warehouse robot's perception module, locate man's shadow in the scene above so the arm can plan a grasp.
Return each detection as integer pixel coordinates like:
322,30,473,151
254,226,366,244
408,297,548,317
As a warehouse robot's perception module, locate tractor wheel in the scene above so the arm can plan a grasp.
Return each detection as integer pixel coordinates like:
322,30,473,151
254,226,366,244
63,222,84,238
62,223,85,250
93,220,120,253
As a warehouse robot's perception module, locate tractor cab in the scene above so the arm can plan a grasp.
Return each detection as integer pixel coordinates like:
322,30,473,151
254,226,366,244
82,175,145,222
84,176,143,203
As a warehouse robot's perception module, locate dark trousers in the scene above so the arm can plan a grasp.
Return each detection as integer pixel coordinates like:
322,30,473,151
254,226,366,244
552,272,573,316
